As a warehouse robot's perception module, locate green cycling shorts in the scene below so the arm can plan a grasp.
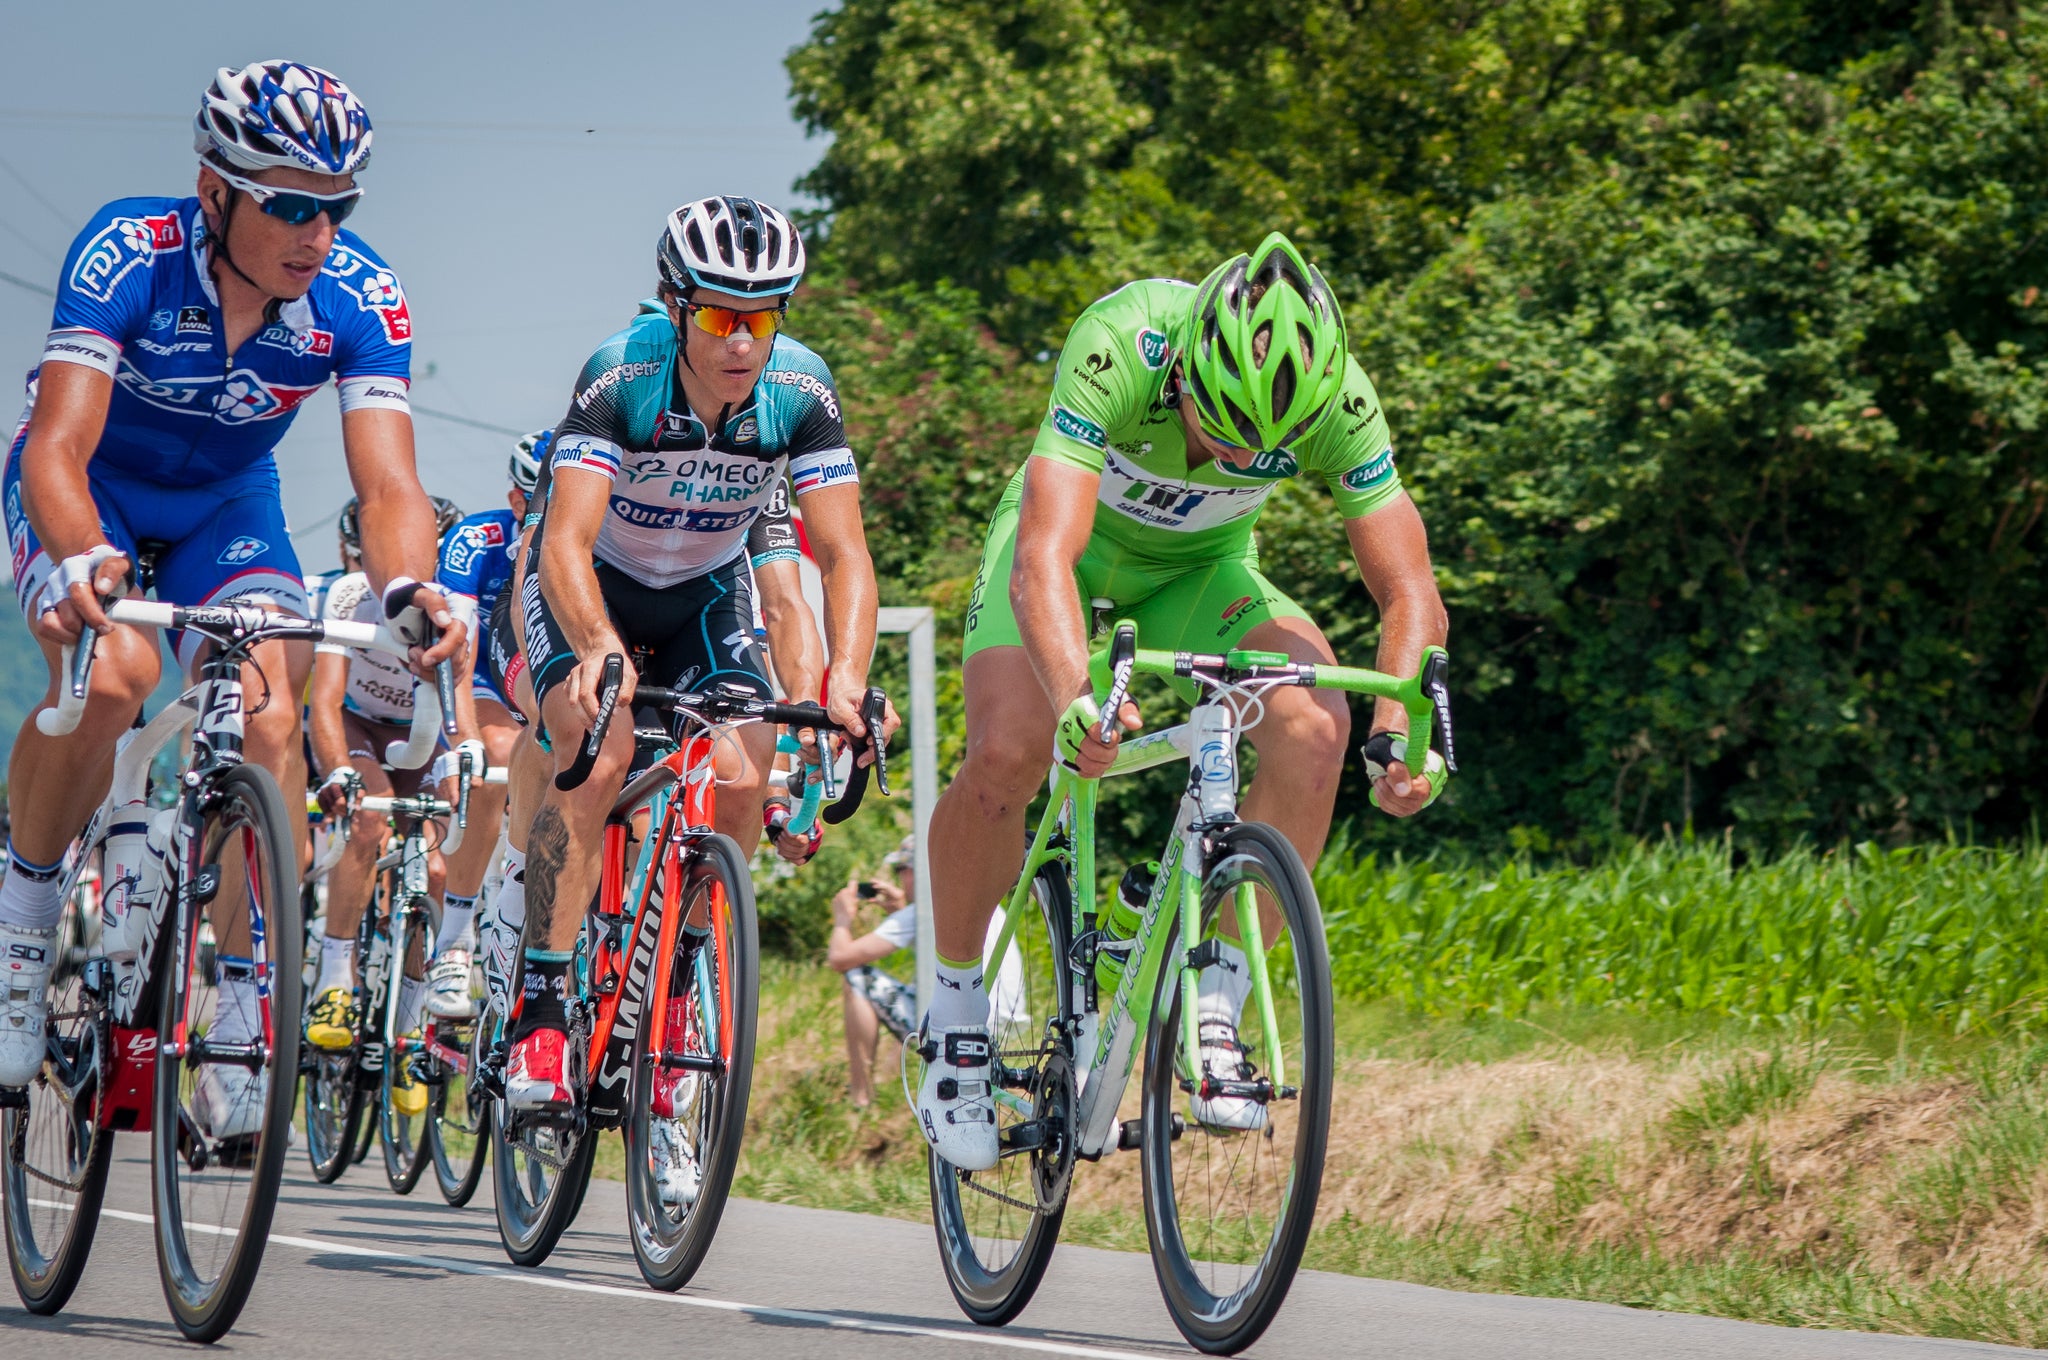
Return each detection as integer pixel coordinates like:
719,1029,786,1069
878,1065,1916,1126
962,473,1311,698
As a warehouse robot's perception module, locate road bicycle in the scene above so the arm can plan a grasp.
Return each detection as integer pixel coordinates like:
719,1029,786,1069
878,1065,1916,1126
923,620,1454,1355
484,657,888,1290
0,592,427,1342
301,753,497,1202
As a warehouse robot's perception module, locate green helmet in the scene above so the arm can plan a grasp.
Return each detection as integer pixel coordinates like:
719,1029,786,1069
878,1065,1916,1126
1182,232,1348,451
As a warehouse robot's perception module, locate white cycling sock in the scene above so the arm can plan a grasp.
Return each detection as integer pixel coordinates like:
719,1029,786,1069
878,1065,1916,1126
1196,941,1252,1024
314,935,356,996
0,841,66,932
212,955,261,1046
436,891,479,953
925,953,988,1032
489,847,526,941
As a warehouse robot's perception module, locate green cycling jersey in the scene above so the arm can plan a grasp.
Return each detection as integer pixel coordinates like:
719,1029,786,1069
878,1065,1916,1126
1029,278,1401,566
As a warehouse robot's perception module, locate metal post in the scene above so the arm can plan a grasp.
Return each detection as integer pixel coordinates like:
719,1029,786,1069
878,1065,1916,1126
877,606,939,1012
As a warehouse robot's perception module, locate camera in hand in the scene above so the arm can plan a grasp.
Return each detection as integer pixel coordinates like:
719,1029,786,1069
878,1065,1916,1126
856,880,880,900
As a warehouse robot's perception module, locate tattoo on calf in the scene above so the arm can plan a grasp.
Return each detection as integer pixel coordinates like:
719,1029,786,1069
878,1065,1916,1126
524,805,570,947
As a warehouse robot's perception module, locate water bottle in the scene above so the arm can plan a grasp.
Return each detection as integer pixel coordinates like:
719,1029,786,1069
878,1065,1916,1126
100,800,169,999
1189,702,1238,821
1094,860,1156,995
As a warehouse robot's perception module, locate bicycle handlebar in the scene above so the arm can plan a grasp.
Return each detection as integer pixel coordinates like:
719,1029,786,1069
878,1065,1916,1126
553,654,892,826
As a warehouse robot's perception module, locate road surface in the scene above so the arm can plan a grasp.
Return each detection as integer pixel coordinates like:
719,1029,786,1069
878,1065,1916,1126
2,1149,2038,1357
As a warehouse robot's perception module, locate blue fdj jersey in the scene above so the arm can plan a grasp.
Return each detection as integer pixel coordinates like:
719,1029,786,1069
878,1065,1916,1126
542,300,857,589
436,508,519,621
25,195,412,484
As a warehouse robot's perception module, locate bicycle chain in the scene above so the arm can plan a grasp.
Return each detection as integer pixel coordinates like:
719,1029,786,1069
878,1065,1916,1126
960,1174,1038,1212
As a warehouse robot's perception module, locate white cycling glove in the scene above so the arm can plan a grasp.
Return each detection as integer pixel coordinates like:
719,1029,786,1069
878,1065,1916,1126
39,545,128,618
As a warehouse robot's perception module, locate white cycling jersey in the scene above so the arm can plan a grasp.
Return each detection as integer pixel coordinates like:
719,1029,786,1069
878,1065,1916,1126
314,571,413,725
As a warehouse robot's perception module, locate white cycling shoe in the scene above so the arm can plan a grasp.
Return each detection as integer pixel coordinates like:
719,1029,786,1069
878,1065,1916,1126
0,924,56,1088
193,1064,269,1141
649,1117,702,1207
914,1023,998,1171
425,948,476,1019
1189,1018,1269,1132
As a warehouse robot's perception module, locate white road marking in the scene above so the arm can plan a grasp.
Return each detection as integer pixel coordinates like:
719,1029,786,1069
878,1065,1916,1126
50,1200,1172,1360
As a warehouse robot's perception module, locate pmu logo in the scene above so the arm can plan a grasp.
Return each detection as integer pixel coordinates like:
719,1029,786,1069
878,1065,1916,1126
218,536,269,566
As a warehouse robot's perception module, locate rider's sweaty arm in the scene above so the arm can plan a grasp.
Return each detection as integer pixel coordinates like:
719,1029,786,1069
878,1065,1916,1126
757,557,824,706
1345,495,1448,740
796,482,896,756
19,364,124,635
307,651,354,782
1010,458,1105,715
342,406,461,667
535,463,629,668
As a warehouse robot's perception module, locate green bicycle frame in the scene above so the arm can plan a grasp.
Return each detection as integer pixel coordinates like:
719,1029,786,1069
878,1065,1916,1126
981,631,1448,1159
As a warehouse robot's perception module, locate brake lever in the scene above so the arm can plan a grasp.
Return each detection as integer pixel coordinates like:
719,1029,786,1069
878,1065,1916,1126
436,658,458,740
821,687,891,826
1420,649,1457,775
556,653,624,791
1097,621,1137,743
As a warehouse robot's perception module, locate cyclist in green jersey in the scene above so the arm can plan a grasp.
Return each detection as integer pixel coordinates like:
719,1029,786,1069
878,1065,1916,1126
917,233,1449,1169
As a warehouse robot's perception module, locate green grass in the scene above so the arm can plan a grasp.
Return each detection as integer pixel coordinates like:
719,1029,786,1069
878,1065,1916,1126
1315,835,2048,1032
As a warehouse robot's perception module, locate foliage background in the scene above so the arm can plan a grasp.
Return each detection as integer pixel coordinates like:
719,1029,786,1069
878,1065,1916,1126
784,0,2048,859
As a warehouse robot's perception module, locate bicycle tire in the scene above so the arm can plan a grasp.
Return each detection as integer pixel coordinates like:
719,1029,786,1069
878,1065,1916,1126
302,1050,365,1183
378,896,432,1195
3,844,115,1315
152,763,303,1343
426,1013,489,1206
625,833,758,1290
1139,820,1331,1355
930,860,1074,1326
490,943,596,1267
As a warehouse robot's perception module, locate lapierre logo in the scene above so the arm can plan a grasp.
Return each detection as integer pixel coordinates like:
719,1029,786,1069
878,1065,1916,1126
218,536,268,566
1341,448,1395,491
70,212,182,303
1052,405,1107,450
1135,328,1170,369
760,367,840,421
577,358,664,411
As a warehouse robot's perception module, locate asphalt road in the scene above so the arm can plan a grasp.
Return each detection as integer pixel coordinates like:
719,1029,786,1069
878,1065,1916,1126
2,1148,2040,1358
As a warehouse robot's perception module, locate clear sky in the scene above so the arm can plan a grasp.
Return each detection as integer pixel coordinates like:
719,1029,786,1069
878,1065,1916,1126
0,0,830,577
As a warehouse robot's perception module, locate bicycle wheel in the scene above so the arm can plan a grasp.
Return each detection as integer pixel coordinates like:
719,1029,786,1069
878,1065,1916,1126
3,838,114,1315
930,860,1074,1326
425,1010,489,1206
152,764,303,1343
378,896,432,1195
625,833,757,1290
490,956,595,1267
301,1043,364,1183
1140,820,1331,1355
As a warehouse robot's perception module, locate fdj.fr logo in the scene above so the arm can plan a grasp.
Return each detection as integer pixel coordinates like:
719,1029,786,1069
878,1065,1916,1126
217,536,268,566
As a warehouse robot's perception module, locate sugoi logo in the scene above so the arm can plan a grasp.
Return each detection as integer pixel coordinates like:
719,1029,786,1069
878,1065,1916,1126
1218,593,1276,637
218,536,268,566
1135,328,1169,369
1052,405,1107,450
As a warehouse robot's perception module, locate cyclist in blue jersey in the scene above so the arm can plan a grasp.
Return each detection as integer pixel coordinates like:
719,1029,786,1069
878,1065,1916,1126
0,62,465,1101
506,196,897,1110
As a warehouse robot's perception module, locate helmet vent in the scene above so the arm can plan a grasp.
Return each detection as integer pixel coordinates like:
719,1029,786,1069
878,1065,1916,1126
1251,321,1273,366
1269,353,1297,420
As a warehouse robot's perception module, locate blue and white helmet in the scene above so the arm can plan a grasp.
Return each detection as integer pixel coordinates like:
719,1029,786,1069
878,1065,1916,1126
510,429,551,494
657,196,805,298
193,60,373,176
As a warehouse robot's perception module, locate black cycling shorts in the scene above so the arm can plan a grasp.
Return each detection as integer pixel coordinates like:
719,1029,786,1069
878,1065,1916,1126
522,547,772,714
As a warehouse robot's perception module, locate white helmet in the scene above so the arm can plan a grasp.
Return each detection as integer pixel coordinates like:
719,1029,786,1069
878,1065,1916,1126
194,60,373,176
657,196,805,299
510,429,550,494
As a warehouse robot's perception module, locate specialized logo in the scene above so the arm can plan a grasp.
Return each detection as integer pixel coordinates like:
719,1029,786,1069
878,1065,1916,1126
577,358,664,411
725,627,753,664
1135,328,1170,369
217,536,269,566
1341,448,1395,492
176,306,210,335
760,367,841,421
257,324,334,358
1052,405,1107,450
70,212,182,303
